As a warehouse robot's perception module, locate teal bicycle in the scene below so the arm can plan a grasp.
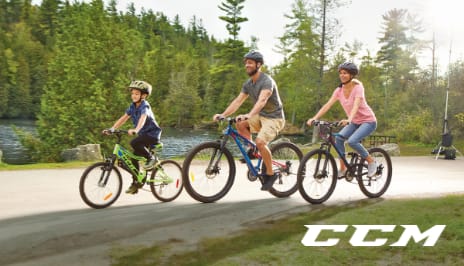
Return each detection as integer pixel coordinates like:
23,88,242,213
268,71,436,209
79,129,183,209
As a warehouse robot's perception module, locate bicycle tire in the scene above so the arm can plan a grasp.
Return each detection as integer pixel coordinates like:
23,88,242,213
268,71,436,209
79,162,122,209
268,142,303,197
182,141,236,203
357,147,392,198
149,160,183,202
297,149,337,204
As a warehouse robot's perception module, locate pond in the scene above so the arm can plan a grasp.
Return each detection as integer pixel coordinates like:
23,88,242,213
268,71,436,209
0,119,310,165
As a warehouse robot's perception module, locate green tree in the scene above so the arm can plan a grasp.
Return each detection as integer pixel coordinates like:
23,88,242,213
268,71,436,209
205,0,249,118
162,55,203,127
218,0,248,41
36,0,144,160
376,9,424,128
275,0,320,127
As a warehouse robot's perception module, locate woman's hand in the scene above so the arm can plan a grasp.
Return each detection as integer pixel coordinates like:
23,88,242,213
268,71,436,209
339,119,350,126
306,118,316,127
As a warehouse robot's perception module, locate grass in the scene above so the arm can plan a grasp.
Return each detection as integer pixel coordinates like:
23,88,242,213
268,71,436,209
110,195,464,266
0,161,93,170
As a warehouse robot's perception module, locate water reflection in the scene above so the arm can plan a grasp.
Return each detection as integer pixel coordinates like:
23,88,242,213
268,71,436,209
0,119,36,164
0,120,309,165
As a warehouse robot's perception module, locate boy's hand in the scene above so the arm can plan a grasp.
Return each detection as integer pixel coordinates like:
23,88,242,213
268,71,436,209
102,128,114,135
128,129,137,135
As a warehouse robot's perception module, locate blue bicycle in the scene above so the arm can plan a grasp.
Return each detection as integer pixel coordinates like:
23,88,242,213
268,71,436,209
181,117,303,203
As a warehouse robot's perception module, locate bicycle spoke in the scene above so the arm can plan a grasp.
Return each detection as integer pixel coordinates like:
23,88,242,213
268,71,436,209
150,160,183,202
79,162,122,209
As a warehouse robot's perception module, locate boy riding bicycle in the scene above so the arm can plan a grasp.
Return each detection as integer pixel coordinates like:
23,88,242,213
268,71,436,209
103,80,162,194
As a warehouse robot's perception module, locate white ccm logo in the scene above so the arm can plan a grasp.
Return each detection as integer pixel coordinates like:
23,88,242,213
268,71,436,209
301,225,446,247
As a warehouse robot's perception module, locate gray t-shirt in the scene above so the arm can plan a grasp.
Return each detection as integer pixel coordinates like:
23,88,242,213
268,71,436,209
241,73,284,119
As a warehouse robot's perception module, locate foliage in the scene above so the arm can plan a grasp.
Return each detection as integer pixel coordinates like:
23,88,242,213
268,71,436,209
1,0,462,162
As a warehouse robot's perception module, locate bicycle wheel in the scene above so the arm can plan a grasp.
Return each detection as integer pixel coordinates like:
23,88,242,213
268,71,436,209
357,147,392,198
297,149,337,204
182,141,236,203
149,160,183,202
268,142,303,197
79,162,122,209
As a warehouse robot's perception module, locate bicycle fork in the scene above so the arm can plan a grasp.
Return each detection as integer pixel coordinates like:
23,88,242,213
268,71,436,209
99,157,116,187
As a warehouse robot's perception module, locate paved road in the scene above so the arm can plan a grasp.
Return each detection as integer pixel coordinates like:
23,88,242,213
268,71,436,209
0,156,463,265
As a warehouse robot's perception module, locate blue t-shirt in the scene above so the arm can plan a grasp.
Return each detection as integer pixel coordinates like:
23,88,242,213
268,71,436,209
125,100,162,139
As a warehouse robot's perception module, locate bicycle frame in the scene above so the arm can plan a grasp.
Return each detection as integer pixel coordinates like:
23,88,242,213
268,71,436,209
112,144,147,181
317,124,364,178
104,130,168,184
220,118,288,177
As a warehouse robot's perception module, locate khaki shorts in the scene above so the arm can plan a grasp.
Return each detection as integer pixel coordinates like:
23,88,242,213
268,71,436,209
248,115,285,144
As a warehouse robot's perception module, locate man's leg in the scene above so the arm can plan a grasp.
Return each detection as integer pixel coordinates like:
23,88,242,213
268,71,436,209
256,137,273,176
256,117,285,190
236,120,252,140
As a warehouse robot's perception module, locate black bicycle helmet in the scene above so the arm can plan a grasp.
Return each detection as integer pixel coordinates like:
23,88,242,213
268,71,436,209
338,62,359,76
244,50,264,65
128,80,152,96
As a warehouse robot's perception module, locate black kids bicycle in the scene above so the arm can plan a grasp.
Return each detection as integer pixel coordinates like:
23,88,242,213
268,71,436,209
79,129,183,209
182,117,303,203
297,120,392,204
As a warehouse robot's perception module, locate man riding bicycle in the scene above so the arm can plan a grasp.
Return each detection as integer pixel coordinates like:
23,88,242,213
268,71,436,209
213,50,285,191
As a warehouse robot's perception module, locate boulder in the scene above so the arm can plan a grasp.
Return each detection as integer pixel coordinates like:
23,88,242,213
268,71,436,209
379,143,400,157
61,144,103,162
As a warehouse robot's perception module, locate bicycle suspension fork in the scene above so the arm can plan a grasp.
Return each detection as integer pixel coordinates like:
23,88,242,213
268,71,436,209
100,155,116,187
206,137,229,175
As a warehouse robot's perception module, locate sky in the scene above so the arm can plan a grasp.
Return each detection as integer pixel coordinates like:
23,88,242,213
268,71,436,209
106,0,463,72
33,0,464,72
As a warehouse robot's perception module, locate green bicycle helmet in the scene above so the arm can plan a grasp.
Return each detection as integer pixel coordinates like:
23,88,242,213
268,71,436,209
128,80,152,96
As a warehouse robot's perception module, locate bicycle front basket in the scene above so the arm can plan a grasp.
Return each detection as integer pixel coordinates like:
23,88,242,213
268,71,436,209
318,124,331,140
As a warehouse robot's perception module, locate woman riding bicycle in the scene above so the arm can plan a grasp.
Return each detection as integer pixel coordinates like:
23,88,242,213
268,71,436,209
306,62,378,178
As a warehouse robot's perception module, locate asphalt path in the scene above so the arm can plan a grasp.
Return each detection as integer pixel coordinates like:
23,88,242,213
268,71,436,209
0,156,463,265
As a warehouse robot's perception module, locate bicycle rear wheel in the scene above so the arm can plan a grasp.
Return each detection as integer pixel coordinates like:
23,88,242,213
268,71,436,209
182,141,236,203
297,149,337,204
149,160,183,202
358,147,392,198
79,162,122,209
268,142,303,197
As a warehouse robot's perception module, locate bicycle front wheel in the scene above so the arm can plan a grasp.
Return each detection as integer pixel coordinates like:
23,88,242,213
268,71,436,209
358,147,392,198
268,142,303,197
182,141,236,203
149,160,183,202
79,162,122,209
297,149,337,204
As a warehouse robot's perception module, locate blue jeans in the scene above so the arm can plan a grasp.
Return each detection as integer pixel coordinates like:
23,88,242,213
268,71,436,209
334,122,377,159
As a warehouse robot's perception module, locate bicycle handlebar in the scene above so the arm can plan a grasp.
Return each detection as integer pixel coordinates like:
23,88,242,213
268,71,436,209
311,120,344,127
215,116,248,124
102,129,129,135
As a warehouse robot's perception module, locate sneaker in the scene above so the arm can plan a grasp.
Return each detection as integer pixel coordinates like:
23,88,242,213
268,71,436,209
367,162,377,177
125,183,140,194
239,147,258,164
261,173,278,191
143,157,157,170
338,169,347,178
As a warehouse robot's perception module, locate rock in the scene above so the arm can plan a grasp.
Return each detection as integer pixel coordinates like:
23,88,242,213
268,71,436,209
379,143,400,157
61,144,103,162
